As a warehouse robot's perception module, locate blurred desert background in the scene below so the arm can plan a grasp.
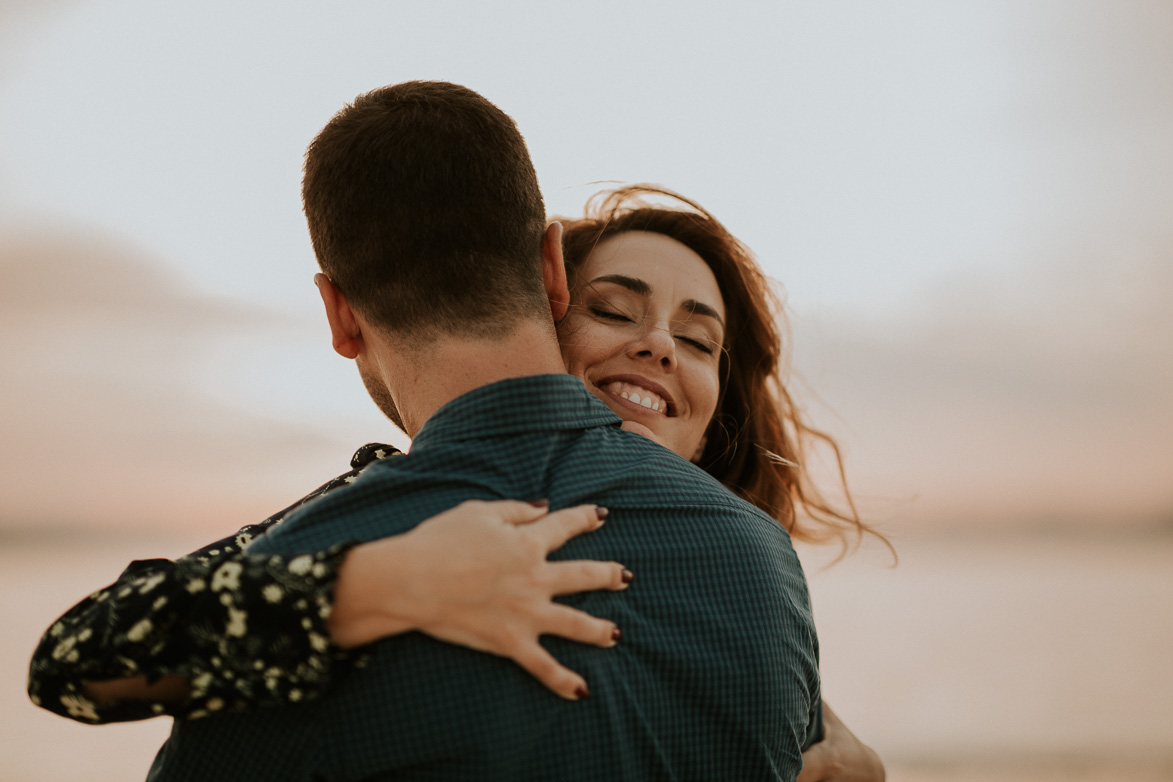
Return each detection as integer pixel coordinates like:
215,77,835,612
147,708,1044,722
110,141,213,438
1,1,1170,780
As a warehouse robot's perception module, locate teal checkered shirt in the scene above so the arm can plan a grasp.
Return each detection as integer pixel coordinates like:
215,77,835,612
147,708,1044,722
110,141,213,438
149,374,822,781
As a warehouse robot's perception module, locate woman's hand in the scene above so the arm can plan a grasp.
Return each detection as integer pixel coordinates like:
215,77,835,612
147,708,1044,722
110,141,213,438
798,702,885,781
328,500,630,701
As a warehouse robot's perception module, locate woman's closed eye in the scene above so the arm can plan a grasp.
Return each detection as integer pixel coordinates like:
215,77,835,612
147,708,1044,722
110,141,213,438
676,333,716,355
588,305,635,323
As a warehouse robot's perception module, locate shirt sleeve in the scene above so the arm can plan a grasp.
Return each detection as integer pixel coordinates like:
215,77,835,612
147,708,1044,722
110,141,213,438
26,443,401,724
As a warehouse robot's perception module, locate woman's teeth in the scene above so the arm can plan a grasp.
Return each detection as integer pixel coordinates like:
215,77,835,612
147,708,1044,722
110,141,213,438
623,391,659,411
603,381,666,413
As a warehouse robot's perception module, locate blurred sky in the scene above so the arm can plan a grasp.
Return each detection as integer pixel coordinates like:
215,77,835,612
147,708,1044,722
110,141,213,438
1,0,1171,533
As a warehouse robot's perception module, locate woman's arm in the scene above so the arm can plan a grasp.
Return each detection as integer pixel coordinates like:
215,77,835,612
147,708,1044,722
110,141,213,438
28,444,397,724
29,537,357,723
29,444,628,722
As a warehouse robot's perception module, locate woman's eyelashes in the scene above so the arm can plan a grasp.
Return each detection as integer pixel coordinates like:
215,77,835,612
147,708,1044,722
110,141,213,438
678,334,716,355
588,305,633,323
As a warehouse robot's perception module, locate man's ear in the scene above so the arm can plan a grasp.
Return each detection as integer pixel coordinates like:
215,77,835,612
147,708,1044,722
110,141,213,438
315,273,363,359
542,221,570,322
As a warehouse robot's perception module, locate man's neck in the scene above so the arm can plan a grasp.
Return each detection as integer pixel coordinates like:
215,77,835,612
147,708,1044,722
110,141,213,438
372,319,567,437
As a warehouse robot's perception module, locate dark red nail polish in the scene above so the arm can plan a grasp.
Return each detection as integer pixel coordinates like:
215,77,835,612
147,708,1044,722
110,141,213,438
621,568,634,584
595,506,609,520
611,626,622,643
528,499,549,508
574,684,590,700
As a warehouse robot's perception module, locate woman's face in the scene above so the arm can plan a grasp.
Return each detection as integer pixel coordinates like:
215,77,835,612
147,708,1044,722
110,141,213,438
558,230,726,460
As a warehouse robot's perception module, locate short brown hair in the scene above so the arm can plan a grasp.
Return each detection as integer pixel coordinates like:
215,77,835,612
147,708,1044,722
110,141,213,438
560,186,885,550
302,81,549,339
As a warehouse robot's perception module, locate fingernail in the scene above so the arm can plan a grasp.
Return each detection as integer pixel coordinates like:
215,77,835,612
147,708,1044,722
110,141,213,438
528,499,549,508
574,684,590,700
621,568,634,584
611,626,622,643
595,506,609,520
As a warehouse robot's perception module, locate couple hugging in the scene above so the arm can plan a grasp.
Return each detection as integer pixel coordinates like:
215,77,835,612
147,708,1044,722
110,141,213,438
29,81,884,781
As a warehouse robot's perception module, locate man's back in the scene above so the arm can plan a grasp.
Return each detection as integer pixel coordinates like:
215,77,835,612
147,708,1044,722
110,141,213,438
150,376,821,781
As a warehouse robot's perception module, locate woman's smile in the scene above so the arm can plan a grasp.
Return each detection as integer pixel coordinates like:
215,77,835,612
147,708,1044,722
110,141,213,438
596,377,674,416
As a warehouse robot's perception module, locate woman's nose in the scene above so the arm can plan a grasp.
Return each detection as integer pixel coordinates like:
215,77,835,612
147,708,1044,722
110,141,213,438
628,323,677,370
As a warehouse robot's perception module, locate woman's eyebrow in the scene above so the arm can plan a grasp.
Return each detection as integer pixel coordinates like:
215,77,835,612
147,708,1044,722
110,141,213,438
682,299,725,328
589,274,650,296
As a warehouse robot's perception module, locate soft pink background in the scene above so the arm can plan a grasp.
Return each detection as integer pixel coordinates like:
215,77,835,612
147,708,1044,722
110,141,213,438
2,2,1170,779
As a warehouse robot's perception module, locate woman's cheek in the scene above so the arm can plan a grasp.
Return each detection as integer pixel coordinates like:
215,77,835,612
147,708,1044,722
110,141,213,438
697,370,722,423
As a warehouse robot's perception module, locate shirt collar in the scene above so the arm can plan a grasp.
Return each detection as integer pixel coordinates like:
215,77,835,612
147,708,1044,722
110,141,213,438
411,374,622,446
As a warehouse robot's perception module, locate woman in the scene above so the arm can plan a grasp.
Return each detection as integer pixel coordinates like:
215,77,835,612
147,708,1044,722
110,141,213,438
29,185,884,779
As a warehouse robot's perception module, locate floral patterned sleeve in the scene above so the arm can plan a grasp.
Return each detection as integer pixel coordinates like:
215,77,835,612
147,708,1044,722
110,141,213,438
27,443,401,724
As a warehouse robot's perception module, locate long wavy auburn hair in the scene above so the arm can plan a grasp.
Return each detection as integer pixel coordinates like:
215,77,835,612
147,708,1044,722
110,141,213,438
558,185,886,550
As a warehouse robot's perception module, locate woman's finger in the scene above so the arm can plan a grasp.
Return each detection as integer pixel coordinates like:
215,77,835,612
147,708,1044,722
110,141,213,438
546,559,633,595
510,642,591,701
536,604,622,649
461,499,550,527
528,504,608,552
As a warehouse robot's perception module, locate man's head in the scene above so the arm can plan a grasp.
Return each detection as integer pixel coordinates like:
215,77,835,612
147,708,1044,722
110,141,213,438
302,81,550,342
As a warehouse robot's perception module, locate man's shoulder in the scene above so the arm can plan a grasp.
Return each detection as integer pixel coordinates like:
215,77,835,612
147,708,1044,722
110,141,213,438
245,454,457,555
563,425,776,518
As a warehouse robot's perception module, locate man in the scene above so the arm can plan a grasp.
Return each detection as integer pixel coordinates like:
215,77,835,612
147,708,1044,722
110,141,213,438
146,80,823,780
